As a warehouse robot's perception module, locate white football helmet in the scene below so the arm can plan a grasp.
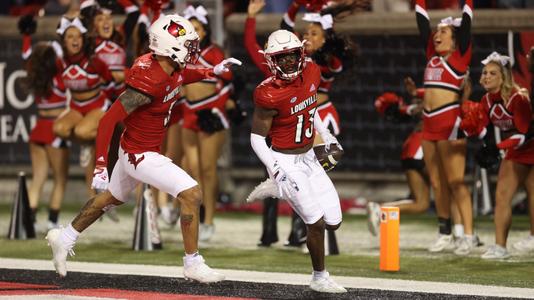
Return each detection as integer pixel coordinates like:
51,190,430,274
149,14,200,67
264,29,305,80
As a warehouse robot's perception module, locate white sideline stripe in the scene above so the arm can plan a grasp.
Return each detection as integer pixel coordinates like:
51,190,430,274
1,258,533,299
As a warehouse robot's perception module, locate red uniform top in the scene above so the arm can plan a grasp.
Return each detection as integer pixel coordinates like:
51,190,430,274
36,76,68,111
416,0,473,93
122,54,214,154
254,60,321,150
94,39,127,72
60,53,114,97
480,89,533,148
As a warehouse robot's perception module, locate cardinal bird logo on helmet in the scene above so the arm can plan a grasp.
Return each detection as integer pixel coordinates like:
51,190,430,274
167,20,186,37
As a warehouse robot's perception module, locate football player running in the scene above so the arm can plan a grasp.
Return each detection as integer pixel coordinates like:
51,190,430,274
250,29,346,293
46,15,241,283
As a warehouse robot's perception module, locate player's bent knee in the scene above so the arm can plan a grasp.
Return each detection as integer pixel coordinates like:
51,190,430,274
326,222,341,231
307,218,326,232
179,185,202,207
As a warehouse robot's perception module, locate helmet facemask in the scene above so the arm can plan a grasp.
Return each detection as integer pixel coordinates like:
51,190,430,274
266,48,304,81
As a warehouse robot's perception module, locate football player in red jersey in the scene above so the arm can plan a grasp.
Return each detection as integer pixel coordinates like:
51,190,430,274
46,15,241,282
415,0,476,255
251,29,346,293
460,52,533,259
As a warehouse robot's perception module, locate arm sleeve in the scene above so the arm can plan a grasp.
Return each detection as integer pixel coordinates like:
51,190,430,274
95,101,128,166
497,94,532,149
280,1,300,31
21,34,32,60
250,133,276,173
458,0,473,55
415,0,433,59
183,67,215,84
244,17,271,78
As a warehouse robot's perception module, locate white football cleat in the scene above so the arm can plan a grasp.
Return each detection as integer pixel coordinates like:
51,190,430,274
513,235,534,253
481,245,510,260
46,228,75,277
246,178,279,203
428,234,455,252
183,255,225,283
310,274,347,293
366,202,381,236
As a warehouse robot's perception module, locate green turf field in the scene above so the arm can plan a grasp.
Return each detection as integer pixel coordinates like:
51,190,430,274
1,205,533,289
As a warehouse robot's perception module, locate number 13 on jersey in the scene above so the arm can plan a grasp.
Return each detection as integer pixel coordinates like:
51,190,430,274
295,107,317,143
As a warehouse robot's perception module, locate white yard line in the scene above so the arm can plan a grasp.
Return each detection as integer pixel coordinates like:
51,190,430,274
1,258,533,299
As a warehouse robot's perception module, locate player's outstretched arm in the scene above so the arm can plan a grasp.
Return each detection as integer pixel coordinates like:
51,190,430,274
92,88,152,190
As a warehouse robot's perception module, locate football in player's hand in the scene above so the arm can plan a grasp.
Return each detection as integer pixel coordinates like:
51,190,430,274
313,143,344,172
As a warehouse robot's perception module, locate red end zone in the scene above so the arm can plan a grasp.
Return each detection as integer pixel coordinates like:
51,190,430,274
0,281,255,300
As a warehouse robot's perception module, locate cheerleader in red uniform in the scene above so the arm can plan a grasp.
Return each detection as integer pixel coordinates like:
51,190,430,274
415,0,476,255
181,5,236,241
52,17,114,197
19,15,69,230
462,52,533,259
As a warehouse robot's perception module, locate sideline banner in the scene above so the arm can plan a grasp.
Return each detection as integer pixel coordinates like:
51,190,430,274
0,38,36,165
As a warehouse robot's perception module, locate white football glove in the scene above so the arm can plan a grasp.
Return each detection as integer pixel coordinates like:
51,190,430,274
213,57,242,75
91,166,109,191
272,162,299,199
322,131,343,152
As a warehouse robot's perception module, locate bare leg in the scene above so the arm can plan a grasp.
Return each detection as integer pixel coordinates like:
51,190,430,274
45,146,69,211
525,167,534,236
53,110,83,140
199,130,226,225
71,191,123,232
306,218,326,271
385,169,430,214
437,139,472,234
422,140,450,219
176,186,202,254
28,143,49,211
494,160,528,247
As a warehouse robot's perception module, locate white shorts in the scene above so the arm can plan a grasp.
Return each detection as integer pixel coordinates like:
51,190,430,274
271,148,342,225
108,146,198,202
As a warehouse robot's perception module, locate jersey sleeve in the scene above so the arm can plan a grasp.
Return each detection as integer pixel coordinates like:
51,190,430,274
511,93,532,134
458,0,473,56
415,0,434,59
21,34,32,60
254,85,276,110
125,63,158,98
182,67,215,84
244,17,271,78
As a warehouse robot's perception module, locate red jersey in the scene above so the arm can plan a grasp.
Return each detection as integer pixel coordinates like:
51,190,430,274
122,54,214,154
94,39,127,72
254,60,321,150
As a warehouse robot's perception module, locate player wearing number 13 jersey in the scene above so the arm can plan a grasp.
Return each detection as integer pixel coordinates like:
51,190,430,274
44,15,243,283
250,29,346,294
